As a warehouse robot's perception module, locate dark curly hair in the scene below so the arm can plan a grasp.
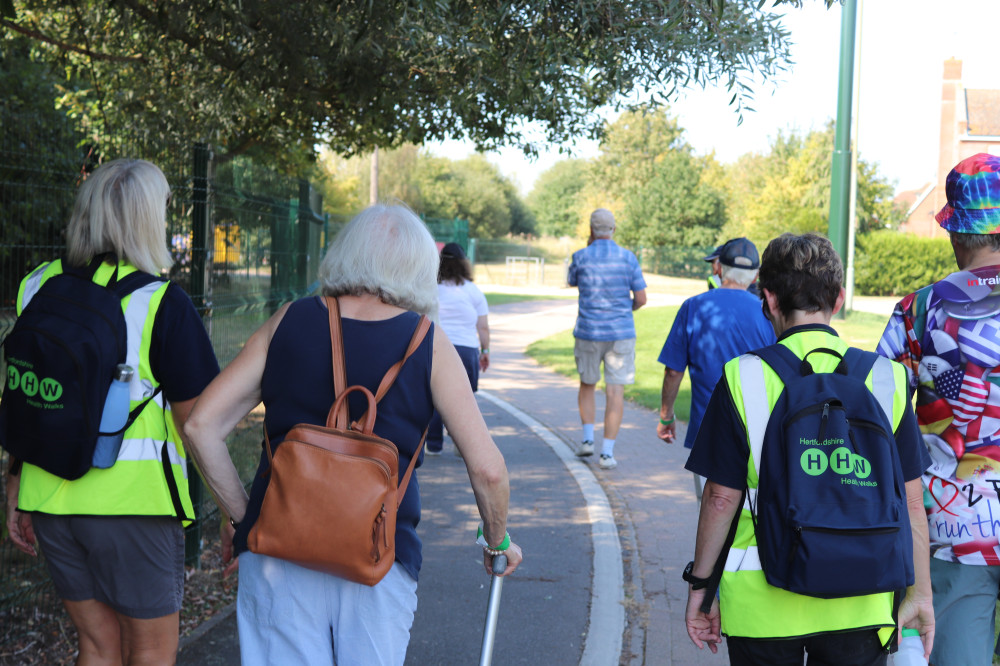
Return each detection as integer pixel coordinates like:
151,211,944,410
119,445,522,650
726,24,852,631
758,233,842,317
438,255,473,285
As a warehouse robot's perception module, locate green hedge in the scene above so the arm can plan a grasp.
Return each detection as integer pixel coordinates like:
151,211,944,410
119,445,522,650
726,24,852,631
855,231,954,296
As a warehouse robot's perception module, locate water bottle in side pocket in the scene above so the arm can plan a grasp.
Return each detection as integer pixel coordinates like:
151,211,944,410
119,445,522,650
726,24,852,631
92,364,134,469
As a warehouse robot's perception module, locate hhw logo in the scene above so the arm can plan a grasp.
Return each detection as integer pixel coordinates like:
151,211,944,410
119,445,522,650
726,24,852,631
7,366,62,402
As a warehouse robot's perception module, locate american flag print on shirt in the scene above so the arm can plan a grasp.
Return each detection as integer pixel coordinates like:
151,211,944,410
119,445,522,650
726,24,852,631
934,363,990,426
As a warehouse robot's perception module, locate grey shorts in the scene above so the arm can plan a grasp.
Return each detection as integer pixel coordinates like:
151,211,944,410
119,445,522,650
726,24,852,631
32,514,185,619
929,557,1000,666
574,338,636,385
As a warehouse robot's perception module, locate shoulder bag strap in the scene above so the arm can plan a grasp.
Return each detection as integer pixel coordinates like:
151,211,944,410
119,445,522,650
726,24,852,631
371,316,432,405
326,296,350,429
389,317,432,505
396,427,428,509
358,314,431,504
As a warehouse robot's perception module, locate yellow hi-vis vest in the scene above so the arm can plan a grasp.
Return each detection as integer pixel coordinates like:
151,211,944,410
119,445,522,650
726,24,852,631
719,328,910,643
15,260,194,525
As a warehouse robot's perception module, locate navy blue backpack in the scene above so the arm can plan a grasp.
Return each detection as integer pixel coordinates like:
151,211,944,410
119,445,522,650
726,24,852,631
0,259,162,480
751,344,914,599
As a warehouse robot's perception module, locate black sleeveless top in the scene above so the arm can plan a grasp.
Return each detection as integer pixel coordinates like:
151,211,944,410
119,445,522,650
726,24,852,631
233,296,434,581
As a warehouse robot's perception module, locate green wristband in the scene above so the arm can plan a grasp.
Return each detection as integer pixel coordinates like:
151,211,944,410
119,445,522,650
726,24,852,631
660,416,675,426
492,531,511,551
476,525,511,552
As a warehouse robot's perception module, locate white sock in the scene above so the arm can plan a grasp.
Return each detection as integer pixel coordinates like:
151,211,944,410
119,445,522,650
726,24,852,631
583,424,595,442
602,439,615,457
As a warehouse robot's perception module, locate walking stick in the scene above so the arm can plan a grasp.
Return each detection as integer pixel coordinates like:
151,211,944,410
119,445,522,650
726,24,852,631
479,554,507,666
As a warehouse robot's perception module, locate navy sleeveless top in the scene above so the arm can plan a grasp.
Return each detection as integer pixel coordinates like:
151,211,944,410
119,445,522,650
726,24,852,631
233,296,435,582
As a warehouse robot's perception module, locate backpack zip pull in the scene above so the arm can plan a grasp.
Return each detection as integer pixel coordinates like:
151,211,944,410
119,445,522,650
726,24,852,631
371,505,387,562
816,402,830,445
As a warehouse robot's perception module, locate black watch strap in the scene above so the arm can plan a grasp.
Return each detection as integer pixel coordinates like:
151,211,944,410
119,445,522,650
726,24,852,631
682,560,711,590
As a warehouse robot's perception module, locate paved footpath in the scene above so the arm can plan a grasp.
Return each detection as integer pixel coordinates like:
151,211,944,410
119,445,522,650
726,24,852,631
178,290,899,665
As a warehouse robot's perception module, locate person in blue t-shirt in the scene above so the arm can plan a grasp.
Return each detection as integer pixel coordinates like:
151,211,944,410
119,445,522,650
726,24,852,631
656,237,774,500
567,208,647,470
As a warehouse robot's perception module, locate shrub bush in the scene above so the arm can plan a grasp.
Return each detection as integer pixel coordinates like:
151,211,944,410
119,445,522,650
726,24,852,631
854,231,954,296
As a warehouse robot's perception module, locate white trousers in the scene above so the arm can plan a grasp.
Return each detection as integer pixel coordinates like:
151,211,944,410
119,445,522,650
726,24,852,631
237,552,418,666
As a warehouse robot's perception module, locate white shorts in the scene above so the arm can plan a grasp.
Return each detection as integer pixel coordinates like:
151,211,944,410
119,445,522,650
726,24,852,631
237,553,418,666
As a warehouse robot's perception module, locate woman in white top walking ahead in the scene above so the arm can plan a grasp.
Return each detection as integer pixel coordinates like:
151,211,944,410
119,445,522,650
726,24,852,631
426,242,490,454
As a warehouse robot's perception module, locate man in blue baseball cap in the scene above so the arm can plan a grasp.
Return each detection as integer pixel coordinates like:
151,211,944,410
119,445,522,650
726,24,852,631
705,238,760,296
659,237,774,500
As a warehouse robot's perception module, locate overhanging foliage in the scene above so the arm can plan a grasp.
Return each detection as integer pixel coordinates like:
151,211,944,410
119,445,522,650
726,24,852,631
3,0,830,166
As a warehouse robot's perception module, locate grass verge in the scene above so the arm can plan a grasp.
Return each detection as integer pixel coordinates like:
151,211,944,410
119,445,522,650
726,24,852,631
525,305,894,422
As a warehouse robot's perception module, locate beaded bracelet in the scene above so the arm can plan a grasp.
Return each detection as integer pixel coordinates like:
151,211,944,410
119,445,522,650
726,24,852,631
660,416,675,426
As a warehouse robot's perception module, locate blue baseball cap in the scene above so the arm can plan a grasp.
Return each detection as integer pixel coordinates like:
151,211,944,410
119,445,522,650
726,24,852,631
717,238,760,269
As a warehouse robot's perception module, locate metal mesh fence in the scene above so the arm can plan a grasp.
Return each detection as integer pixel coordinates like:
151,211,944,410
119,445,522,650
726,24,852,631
0,120,330,642
0,111,471,644
636,245,716,280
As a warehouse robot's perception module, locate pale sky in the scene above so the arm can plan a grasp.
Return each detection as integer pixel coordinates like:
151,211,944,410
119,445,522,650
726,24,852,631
430,0,1000,196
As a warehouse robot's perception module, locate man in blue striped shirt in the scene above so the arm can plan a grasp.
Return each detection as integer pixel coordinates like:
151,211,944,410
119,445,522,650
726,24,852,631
567,209,647,469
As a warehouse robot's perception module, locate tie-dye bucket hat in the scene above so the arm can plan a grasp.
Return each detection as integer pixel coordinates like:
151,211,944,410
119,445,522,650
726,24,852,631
936,153,1000,233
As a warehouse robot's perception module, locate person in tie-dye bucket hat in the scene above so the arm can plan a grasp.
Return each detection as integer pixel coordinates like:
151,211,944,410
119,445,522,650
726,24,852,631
936,152,1000,234
876,152,1000,665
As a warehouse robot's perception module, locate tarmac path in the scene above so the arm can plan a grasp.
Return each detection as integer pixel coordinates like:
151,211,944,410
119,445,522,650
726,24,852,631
177,290,899,665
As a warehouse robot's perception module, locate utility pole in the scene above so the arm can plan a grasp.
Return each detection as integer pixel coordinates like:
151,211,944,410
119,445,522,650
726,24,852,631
370,146,379,204
828,0,858,279
845,0,864,313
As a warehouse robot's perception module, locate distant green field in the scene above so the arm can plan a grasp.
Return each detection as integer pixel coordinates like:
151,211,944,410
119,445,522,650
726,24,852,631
525,306,893,420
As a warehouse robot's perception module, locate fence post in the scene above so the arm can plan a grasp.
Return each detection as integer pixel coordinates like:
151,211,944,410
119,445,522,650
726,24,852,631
186,142,213,568
296,180,311,292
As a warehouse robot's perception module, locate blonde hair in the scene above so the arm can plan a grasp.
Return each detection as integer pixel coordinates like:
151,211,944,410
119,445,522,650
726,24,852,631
319,204,439,316
65,159,173,274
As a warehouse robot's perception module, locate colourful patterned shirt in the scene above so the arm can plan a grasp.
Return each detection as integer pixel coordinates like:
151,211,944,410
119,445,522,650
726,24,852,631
567,239,646,342
878,264,1000,565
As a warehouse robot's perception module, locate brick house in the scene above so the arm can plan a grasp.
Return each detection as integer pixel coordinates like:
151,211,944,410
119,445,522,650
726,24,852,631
900,59,1000,238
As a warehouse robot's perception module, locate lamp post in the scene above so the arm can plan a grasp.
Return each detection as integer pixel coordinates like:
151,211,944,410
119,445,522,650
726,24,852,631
829,0,859,291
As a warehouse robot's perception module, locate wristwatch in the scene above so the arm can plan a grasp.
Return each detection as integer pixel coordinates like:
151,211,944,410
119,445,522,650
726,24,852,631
682,560,711,590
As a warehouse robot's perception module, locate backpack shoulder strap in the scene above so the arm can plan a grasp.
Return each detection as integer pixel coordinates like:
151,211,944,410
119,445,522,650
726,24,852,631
371,316,432,405
113,270,165,298
751,343,804,385
323,299,431,429
326,296,349,429
842,347,878,381
843,347,897,425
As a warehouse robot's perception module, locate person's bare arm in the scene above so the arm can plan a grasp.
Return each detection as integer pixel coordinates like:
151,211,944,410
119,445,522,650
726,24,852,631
431,326,522,575
686,480,742,652
182,307,290,522
658,367,684,442
632,288,647,311
476,314,490,371
4,470,35,557
898,477,934,659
